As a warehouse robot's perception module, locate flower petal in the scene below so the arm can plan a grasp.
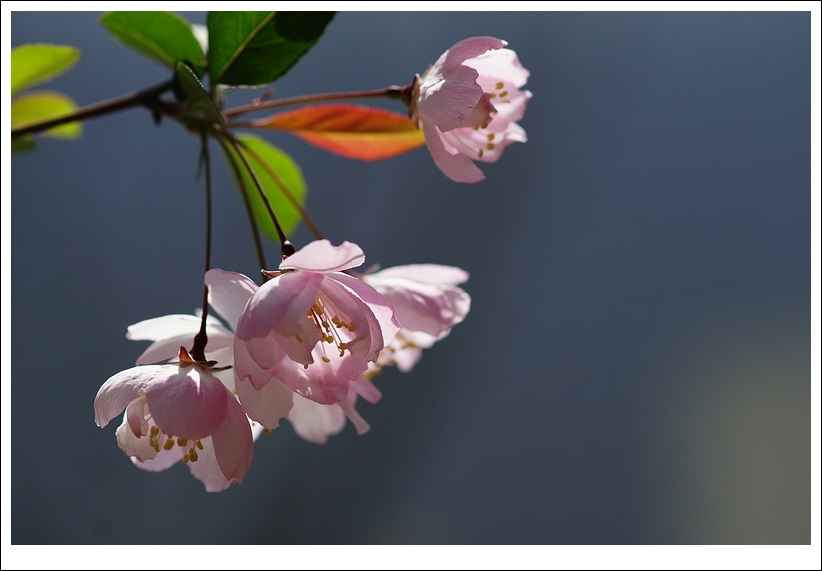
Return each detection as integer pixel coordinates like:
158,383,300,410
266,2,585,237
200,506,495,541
185,436,232,492
287,395,346,445
418,64,483,132
465,47,529,89
435,36,507,78
423,122,485,183
330,272,401,352
337,391,370,436
94,365,166,428
205,269,259,332
366,264,469,286
236,375,294,430
279,240,365,273
144,366,228,440
235,270,323,340
210,395,253,485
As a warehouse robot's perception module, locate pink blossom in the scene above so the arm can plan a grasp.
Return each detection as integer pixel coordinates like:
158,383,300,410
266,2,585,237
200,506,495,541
234,240,400,405
207,268,385,441
94,347,254,491
363,263,471,373
412,37,532,183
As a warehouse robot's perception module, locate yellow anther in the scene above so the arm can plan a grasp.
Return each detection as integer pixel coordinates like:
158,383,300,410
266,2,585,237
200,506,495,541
499,90,508,97
150,426,160,436
183,454,190,464
490,93,496,98
325,335,334,344
196,440,204,450
487,134,495,141
478,149,484,158
177,438,187,447
332,316,341,326
496,81,504,89
347,323,356,332
481,123,489,129
322,356,331,363
339,350,345,357
321,320,329,328
264,428,273,436
295,334,303,343
487,143,495,150
163,438,175,451
154,444,161,453
303,363,309,369
189,447,198,462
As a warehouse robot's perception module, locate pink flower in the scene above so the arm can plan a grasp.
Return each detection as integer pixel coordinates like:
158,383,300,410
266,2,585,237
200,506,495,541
206,268,384,441
412,37,532,183
234,240,400,405
94,347,254,491
362,263,471,373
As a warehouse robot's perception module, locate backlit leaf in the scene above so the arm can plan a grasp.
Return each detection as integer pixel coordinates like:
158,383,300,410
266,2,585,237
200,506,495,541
11,91,82,139
250,104,425,161
11,44,80,95
175,62,225,127
100,12,205,73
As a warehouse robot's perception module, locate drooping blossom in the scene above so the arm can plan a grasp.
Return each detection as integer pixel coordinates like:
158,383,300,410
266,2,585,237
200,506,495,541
234,240,400,405
362,263,471,374
94,347,254,491
411,36,532,183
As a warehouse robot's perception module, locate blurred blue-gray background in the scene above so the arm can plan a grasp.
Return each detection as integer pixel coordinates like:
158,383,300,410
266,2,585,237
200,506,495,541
11,11,810,544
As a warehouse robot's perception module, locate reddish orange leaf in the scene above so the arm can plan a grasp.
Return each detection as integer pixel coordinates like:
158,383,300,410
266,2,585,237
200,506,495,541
250,104,426,161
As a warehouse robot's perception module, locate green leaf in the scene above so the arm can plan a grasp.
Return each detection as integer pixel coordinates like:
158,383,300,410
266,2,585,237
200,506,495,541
11,44,80,95
223,134,307,241
175,62,226,127
100,12,205,73
11,91,82,139
207,11,334,86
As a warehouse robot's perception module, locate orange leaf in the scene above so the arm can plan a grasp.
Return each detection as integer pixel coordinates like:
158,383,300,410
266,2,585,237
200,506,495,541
250,104,426,161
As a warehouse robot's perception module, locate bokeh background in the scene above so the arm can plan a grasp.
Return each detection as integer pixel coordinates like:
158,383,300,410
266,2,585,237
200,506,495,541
11,11,811,544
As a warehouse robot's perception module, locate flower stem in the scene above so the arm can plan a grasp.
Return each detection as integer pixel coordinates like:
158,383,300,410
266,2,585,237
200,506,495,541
221,84,411,119
191,132,213,363
220,130,294,258
215,136,268,278
235,137,325,241
10,78,175,138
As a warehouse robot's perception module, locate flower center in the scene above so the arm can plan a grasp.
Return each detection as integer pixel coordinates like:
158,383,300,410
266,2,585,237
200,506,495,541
148,424,205,463
298,295,356,367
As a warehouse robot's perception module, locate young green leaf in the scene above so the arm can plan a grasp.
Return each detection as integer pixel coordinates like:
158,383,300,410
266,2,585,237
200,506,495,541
11,91,82,139
11,44,80,95
100,12,205,73
11,136,37,154
250,104,426,161
207,12,334,86
223,134,307,241
175,62,226,128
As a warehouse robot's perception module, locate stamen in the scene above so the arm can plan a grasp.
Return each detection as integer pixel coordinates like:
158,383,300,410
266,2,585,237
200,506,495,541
487,143,495,150
189,447,198,462
177,438,187,447
321,356,331,363
163,438,175,451
195,440,204,450
496,82,504,89
499,90,508,97
477,149,484,158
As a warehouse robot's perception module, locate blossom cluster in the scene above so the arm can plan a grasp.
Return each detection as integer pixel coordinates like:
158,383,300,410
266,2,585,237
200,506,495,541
92,36,527,491
95,240,470,491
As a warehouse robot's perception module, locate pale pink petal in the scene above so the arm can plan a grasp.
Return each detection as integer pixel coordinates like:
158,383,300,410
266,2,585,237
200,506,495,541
435,36,507,77
235,375,294,429
330,272,402,349
272,347,363,405
210,395,253,484
423,122,485,183
134,324,232,366
130,447,184,472
125,396,149,438
337,393,370,436
94,365,166,428
417,64,483,132
185,437,232,492
279,240,365,273
461,92,496,129
236,270,323,340
116,416,160,463
366,264,469,286
144,366,228,440
204,269,258,331
318,277,384,361
235,335,280,389
350,377,382,405
287,395,346,444
464,48,529,88
126,314,203,341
